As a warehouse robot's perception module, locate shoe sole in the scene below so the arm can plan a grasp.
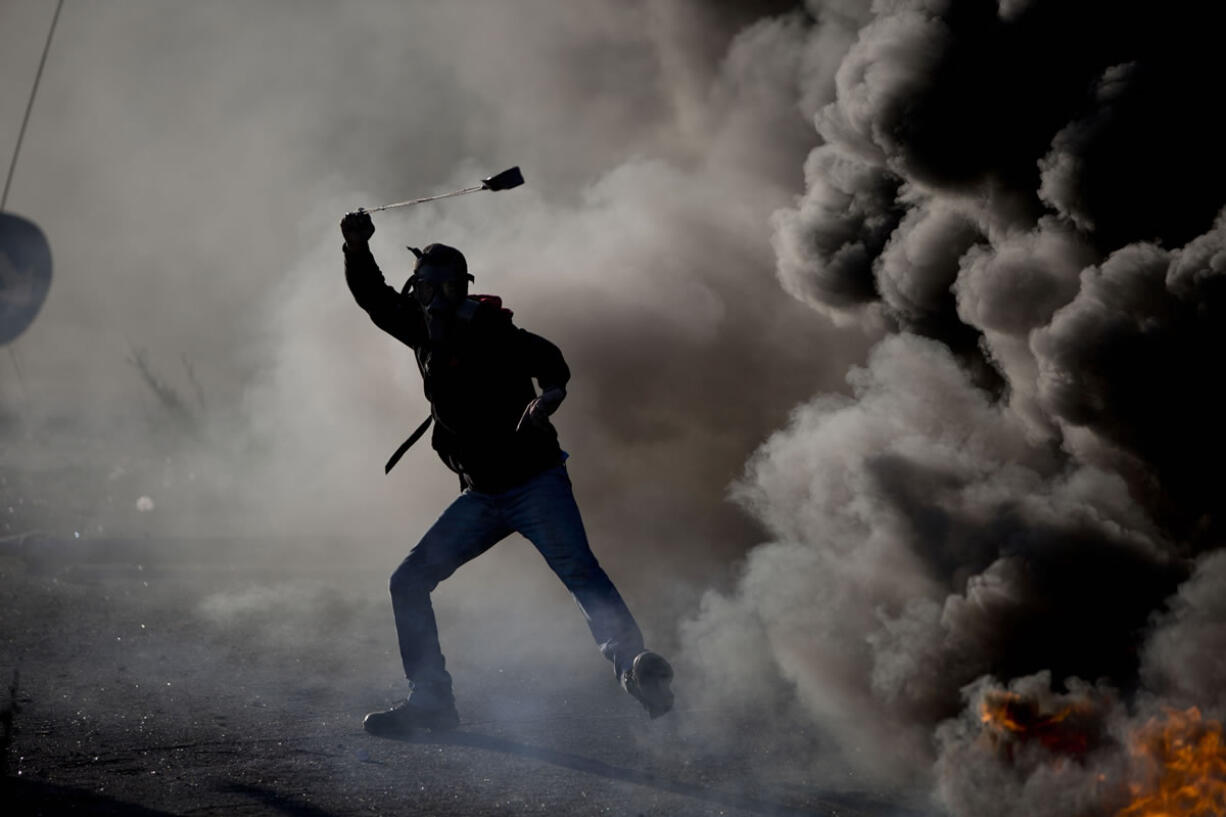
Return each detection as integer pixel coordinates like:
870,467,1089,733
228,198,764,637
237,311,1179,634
362,711,460,737
631,652,674,719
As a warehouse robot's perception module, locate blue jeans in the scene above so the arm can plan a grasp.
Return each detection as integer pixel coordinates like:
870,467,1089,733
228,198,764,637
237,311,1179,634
389,465,644,705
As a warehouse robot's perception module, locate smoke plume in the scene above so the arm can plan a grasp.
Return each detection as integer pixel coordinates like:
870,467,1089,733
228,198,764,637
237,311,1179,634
0,0,860,573
1,0,865,732
682,0,1226,812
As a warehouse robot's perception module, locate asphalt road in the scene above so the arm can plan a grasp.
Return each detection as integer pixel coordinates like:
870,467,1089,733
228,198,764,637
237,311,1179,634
1,536,932,816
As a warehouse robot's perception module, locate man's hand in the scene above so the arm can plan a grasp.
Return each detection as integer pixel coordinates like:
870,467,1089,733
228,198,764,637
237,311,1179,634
340,210,375,245
517,387,566,432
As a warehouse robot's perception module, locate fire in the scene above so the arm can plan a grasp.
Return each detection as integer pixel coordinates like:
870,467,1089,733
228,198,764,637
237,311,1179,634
979,689,1099,755
1116,707,1226,817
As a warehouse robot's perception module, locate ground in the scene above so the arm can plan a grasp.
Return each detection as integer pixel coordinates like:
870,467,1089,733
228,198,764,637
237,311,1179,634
1,535,931,816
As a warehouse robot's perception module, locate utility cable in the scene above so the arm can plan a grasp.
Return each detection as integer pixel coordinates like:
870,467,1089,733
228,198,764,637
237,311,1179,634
2,0,65,211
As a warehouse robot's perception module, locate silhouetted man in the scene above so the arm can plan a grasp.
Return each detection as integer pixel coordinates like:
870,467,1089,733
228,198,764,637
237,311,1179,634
340,210,673,736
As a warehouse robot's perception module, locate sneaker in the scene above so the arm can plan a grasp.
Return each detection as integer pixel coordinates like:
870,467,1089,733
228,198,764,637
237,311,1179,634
363,698,460,737
621,650,674,719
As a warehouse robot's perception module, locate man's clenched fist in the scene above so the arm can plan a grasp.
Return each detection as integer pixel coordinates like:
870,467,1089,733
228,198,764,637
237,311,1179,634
340,210,375,245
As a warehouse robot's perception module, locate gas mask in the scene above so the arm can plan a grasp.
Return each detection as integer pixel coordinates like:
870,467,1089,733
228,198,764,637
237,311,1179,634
403,244,473,345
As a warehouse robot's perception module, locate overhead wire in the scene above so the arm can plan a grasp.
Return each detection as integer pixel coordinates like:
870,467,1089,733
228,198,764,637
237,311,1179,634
2,0,65,210
3,0,65,396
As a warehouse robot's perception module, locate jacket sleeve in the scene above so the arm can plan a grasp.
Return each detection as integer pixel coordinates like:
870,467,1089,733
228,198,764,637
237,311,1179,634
515,328,571,391
344,242,425,349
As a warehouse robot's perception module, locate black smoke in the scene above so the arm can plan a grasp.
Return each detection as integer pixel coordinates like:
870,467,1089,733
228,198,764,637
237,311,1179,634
685,0,1226,810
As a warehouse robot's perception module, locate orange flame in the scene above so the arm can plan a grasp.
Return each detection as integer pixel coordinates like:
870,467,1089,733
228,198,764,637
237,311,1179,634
1116,707,1226,817
979,689,1097,755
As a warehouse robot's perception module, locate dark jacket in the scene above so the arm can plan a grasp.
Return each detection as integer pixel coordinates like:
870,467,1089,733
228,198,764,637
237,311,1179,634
344,242,570,492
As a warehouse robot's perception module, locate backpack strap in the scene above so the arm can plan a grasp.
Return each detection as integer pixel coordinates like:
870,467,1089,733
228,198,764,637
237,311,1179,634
384,414,433,474
464,294,513,321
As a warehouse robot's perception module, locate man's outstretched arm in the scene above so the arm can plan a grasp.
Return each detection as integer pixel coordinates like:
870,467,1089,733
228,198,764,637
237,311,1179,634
340,210,425,349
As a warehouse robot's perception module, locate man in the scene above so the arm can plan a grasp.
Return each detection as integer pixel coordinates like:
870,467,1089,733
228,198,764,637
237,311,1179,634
340,210,673,736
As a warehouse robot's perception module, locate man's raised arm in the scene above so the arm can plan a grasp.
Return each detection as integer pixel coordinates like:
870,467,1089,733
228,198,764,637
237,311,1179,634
340,210,425,348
